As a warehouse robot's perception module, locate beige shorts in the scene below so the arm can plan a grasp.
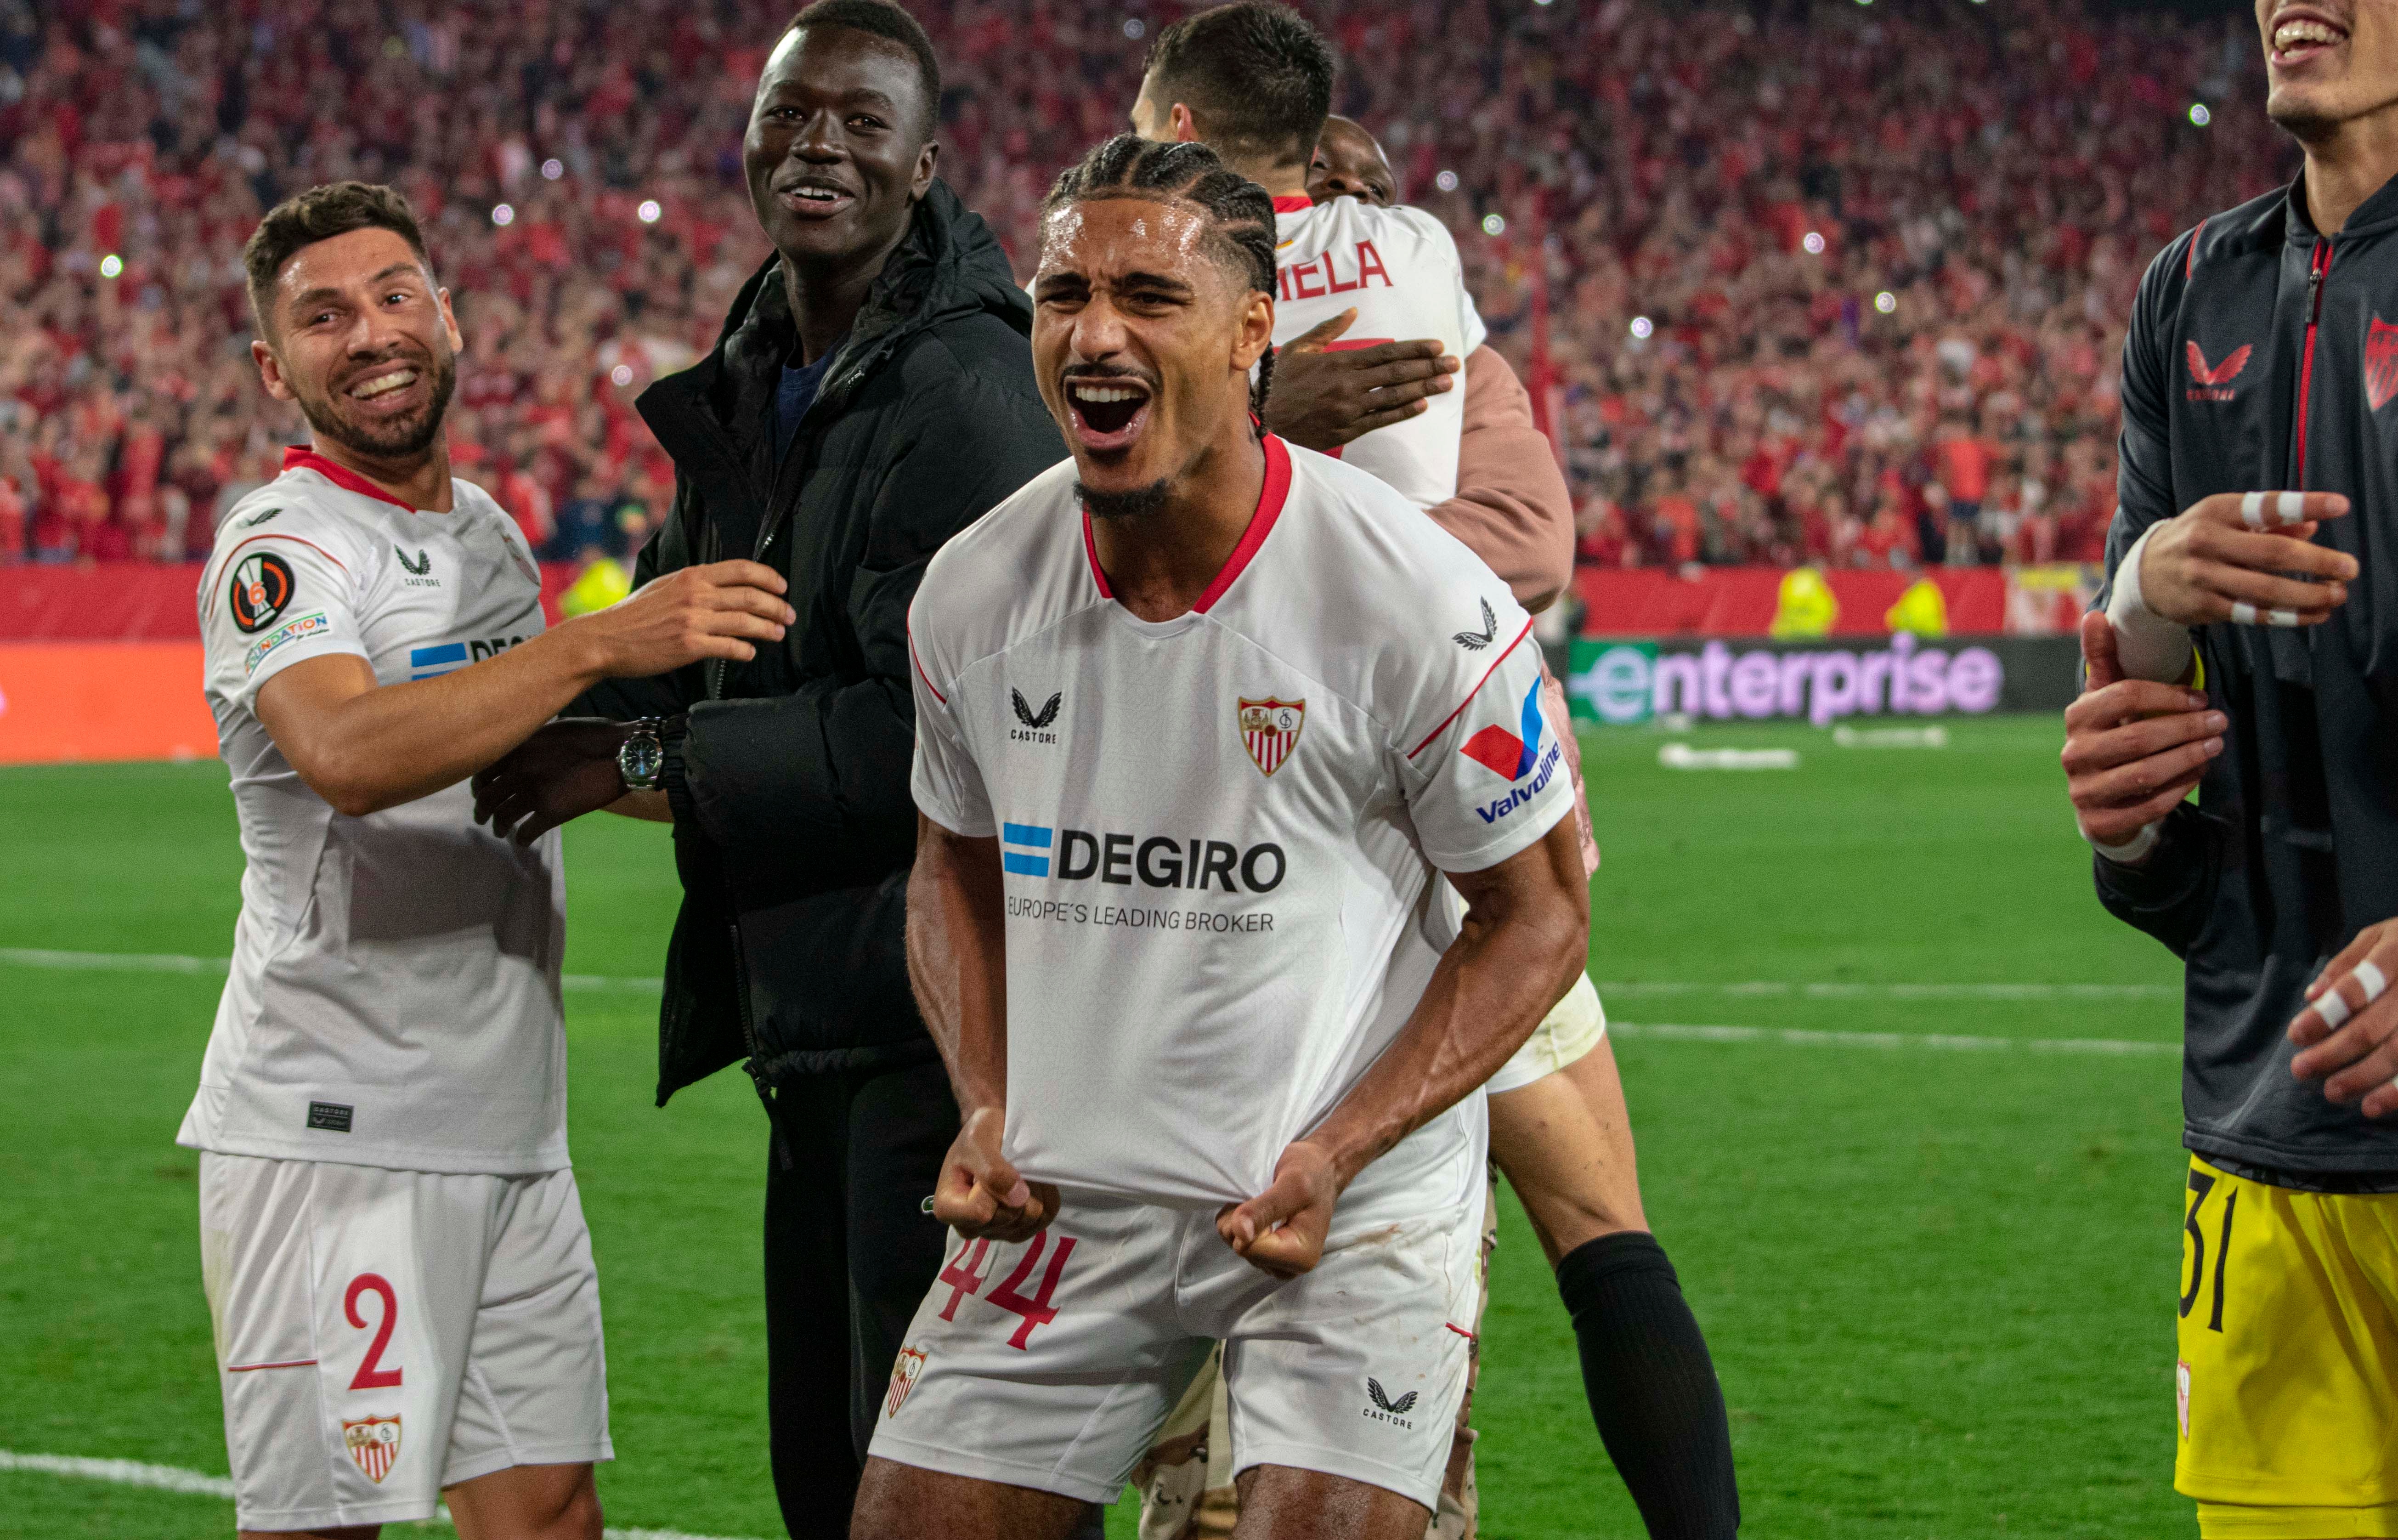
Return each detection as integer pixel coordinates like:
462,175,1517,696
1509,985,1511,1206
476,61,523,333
1486,972,1606,1095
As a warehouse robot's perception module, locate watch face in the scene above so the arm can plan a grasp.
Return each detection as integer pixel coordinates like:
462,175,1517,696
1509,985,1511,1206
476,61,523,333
620,735,665,787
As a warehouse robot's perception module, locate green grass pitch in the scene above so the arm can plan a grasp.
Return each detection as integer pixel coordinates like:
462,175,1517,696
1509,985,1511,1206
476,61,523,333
0,715,2194,1538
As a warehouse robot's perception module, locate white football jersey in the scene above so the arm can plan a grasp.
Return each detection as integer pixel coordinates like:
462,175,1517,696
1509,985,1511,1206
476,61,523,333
178,448,569,1176
907,436,1571,1221
1271,195,1489,510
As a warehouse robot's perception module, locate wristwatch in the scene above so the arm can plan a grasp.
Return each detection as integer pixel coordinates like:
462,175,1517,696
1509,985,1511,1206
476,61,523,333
617,718,668,793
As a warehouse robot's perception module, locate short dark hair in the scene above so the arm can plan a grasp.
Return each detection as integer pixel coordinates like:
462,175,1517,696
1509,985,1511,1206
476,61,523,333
785,0,941,137
243,181,431,334
1143,2,1333,174
1041,135,1280,432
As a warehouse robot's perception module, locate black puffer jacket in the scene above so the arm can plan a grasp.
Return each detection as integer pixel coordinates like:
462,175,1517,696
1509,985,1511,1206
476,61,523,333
585,180,1062,1101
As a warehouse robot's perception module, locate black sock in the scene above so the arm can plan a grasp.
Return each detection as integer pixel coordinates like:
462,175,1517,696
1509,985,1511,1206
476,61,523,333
1555,1230,1741,1539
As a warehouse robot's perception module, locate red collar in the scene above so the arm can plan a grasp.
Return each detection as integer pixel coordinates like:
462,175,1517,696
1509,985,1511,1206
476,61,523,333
1270,194,1314,215
280,446,422,512
1081,434,1293,615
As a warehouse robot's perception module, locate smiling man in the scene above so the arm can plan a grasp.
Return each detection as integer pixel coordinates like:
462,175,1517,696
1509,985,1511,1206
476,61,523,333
2059,2,2398,1537
188,181,793,1540
851,135,1587,1540
464,2,1060,1533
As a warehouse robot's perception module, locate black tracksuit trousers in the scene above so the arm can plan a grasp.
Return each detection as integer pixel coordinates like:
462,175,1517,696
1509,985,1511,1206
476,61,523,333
762,1058,958,1539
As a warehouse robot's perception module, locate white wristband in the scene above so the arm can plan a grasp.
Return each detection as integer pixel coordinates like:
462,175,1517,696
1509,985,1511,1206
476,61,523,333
2087,821,2161,865
2105,525,2199,683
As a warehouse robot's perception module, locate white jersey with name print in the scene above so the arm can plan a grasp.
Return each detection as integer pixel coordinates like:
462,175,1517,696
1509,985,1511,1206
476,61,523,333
179,447,568,1176
907,435,1571,1222
1271,194,1488,510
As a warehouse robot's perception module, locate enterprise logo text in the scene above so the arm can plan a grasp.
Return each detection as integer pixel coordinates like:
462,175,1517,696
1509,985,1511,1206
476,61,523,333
1001,821,1285,893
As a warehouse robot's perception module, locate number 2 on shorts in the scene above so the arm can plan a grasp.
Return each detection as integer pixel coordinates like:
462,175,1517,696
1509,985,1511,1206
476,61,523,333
345,1273,404,1389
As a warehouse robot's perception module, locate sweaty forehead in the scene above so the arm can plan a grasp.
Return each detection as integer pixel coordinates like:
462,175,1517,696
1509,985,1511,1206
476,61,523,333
1039,195,1214,277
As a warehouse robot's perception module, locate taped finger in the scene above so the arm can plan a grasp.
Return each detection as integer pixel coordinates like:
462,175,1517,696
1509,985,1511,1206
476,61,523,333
2360,960,2390,1006
2230,602,2257,625
2239,491,2311,528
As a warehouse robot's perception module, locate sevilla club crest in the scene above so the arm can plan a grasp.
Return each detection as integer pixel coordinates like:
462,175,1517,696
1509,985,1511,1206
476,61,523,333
886,1346,928,1418
1239,697,1305,776
343,1415,402,1484
2369,317,2398,412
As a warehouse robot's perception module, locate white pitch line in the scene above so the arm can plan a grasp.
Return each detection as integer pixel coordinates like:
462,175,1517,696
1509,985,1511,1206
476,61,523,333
1596,979,2177,1001
0,1449,763,1540
1610,1021,2178,1056
0,947,659,992
2,948,2167,1005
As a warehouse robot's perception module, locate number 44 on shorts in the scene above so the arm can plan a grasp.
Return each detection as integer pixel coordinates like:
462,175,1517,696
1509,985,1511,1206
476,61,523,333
936,1232,1077,1349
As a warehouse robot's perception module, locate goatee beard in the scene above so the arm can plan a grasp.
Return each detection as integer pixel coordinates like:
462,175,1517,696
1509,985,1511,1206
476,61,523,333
300,349,458,462
1078,477,1171,521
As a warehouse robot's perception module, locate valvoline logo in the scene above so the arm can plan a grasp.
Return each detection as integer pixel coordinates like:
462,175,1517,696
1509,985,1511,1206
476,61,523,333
1460,675,1561,823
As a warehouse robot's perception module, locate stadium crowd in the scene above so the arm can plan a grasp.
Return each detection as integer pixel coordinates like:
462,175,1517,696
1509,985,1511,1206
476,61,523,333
0,0,2291,572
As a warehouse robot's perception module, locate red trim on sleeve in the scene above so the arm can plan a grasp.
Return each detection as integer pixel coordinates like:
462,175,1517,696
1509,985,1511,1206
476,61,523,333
215,532,352,575
1192,435,1291,614
907,621,947,705
281,446,422,512
1405,617,1535,759
1270,194,1314,214
2185,217,2208,281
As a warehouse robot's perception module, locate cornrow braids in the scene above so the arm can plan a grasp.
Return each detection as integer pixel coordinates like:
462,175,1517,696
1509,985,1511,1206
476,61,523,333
1043,134,1281,436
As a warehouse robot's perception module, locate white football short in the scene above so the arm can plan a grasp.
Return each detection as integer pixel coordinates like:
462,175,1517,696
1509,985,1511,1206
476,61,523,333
869,1193,1480,1511
1485,971,1606,1095
198,1153,611,1531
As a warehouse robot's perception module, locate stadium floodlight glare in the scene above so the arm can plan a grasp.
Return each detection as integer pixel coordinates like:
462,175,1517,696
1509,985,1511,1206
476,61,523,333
1435,169,1459,192
2189,103,2211,127
610,364,634,387
1874,290,1897,314
1629,316,1655,340
1122,17,1144,38
1482,213,1506,236
491,203,515,226
1802,231,1825,255
99,254,123,279
541,158,564,181
636,198,662,224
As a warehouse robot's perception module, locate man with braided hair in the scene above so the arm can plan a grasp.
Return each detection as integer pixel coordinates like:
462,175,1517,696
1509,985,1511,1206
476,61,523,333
1130,10,1741,1540
851,134,1587,1540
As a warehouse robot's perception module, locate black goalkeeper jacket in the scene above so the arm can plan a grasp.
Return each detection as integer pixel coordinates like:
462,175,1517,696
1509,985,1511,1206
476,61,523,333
582,180,1062,1100
2100,172,2398,1180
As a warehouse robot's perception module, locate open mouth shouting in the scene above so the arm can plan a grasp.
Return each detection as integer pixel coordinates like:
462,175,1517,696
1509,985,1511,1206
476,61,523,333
775,175,858,220
1063,371,1155,454
2271,6,2348,68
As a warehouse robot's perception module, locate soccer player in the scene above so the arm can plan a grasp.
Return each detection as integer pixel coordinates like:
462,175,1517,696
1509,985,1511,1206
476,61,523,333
850,134,1587,1540
2061,4,2398,1536
186,181,791,1540
1131,12,1740,1537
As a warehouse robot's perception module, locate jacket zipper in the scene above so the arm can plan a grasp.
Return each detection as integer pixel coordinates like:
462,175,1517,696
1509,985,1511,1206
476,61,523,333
2295,239,2331,488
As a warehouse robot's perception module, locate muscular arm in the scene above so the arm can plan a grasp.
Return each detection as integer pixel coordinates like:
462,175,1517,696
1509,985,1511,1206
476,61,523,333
1430,347,1573,613
257,560,791,817
910,813,1056,1240
1222,814,1589,1275
907,814,1009,1117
